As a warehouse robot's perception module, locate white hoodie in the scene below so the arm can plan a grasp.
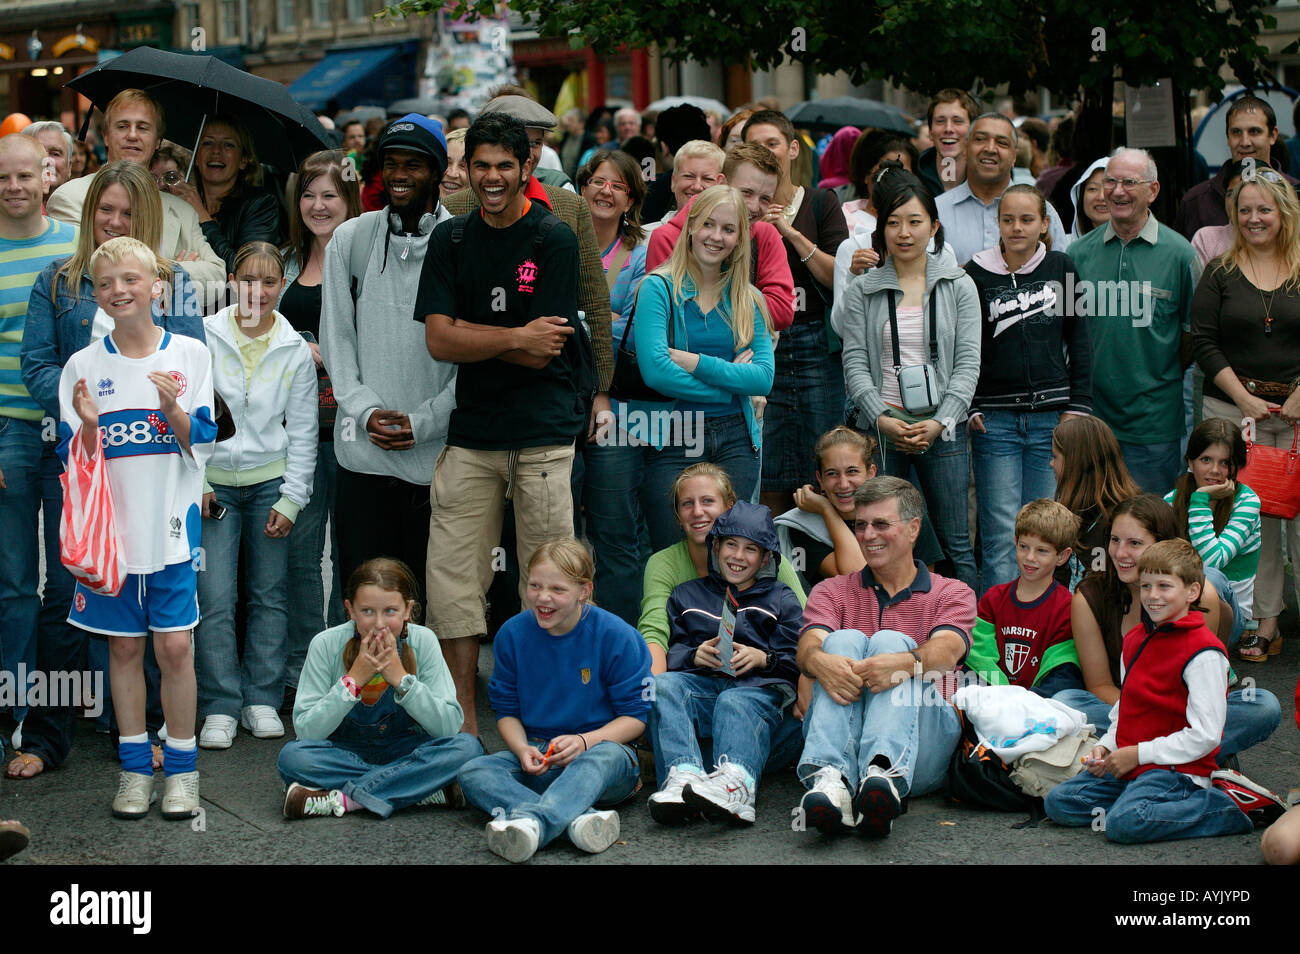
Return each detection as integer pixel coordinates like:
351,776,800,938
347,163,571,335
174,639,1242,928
203,306,318,520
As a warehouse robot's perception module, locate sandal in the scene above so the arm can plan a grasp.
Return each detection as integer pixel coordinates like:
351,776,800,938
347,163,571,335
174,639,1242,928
5,752,44,779
1238,632,1282,663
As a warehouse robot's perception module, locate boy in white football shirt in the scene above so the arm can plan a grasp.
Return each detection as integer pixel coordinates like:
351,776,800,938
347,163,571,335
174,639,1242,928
59,236,217,819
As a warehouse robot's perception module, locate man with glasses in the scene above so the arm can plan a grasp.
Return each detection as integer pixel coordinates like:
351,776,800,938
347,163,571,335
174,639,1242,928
1174,95,1298,240
1069,147,1201,495
794,476,975,838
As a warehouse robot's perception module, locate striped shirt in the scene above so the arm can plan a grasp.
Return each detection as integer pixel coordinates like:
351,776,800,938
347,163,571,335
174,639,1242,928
1,218,78,420
802,560,976,699
1165,484,1262,618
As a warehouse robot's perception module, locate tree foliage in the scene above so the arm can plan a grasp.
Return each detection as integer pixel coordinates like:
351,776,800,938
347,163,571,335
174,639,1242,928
385,0,1297,103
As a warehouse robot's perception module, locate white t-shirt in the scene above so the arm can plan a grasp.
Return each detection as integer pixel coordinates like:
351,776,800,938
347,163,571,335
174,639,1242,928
59,329,216,573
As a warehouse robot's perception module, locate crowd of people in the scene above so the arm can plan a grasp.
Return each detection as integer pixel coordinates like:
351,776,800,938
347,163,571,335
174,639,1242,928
1,80,1299,866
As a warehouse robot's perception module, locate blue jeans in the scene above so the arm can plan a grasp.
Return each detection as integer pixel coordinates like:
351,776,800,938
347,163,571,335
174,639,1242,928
1118,439,1182,497
0,418,78,722
970,410,1058,594
284,441,343,689
879,426,978,591
763,321,845,491
798,629,961,796
647,671,793,788
1204,566,1246,648
1044,768,1252,843
582,440,650,626
642,412,759,553
195,479,290,717
1053,687,1281,764
458,741,641,849
278,681,482,817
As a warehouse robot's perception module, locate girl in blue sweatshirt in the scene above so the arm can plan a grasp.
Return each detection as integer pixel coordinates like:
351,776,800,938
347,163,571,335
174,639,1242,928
457,539,652,863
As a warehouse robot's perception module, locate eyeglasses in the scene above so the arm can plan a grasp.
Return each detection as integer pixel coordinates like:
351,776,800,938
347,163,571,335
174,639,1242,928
1102,176,1153,191
853,518,906,535
154,169,182,187
587,176,629,195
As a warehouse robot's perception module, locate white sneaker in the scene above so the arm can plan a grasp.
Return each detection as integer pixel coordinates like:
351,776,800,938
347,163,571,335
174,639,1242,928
683,757,756,825
199,715,237,750
485,816,541,863
161,770,201,820
568,809,620,854
112,771,156,820
283,782,346,819
855,763,907,838
800,766,856,834
240,705,285,739
648,766,701,825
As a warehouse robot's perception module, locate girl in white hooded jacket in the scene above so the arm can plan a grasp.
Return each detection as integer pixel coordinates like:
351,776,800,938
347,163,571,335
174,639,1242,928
196,241,318,750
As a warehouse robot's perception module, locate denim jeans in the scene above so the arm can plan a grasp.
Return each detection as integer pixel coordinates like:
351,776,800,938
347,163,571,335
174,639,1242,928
1052,686,1281,764
1118,439,1182,497
458,741,641,849
582,440,651,626
647,671,791,788
970,410,1058,594
643,412,759,553
284,441,343,689
195,479,290,717
798,629,961,796
1044,767,1252,843
0,417,78,722
1204,566,1246,648
277,684,482,817
879,426,978,591
763,321,845,491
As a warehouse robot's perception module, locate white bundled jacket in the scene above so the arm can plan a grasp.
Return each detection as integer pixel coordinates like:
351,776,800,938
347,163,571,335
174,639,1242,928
203,306,318,519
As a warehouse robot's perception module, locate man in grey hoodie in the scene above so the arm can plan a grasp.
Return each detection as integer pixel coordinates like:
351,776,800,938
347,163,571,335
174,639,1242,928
319,114,456,610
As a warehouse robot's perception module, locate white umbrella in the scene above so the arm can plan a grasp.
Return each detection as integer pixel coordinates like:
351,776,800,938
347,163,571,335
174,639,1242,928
646,95,732,116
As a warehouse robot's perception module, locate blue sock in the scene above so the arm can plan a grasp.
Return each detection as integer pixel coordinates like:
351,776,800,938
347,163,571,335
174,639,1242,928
118,734,153,776
163,737,197,776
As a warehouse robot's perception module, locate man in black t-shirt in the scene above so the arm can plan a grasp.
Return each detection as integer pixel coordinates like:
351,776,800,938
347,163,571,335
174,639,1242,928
416,113,582,734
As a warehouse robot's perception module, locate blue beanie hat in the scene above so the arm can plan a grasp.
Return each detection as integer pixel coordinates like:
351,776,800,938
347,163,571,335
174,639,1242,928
378,113,449,176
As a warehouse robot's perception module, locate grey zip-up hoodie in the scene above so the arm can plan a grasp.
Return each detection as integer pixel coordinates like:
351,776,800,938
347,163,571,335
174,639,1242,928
319,207,456,486
840,255,982,432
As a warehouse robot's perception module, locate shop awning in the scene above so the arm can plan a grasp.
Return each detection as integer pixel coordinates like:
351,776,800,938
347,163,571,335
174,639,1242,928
289,43,412,112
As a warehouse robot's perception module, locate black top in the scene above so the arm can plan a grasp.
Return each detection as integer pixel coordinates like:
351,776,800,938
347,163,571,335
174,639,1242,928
279,278,322,340
789,526,834,590
787,187,849,325
1190,263,1300,402
200,186,286,273
414,202,583,450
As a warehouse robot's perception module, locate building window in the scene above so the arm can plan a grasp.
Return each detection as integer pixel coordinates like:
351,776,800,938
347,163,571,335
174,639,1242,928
183,2,201,38
278,0,297,32
221,0,240,40
347,0,368,22
313,0,332,25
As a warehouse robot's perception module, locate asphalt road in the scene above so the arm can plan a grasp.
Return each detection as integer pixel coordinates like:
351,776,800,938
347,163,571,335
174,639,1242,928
3,636,1296,867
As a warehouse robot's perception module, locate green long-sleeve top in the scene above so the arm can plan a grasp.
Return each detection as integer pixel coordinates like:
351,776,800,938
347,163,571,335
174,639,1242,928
292,622,464,741
638,540,807,653
1164,485,1261,583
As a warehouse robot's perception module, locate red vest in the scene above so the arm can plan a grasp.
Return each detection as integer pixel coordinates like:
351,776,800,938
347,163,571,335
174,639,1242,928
1115,611,1225,780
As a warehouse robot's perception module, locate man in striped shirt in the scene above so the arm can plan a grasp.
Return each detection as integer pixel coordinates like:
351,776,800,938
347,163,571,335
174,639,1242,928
795,476,976,837
0,134,79,743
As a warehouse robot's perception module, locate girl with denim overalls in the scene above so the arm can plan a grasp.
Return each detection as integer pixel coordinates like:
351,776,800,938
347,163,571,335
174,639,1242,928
275,558,482,818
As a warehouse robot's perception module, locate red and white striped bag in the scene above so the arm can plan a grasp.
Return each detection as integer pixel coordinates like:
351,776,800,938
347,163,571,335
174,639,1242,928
59,428,126,597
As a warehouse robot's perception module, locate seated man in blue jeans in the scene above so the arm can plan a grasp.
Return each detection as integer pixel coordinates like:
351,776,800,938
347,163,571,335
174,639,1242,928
795,476,976,837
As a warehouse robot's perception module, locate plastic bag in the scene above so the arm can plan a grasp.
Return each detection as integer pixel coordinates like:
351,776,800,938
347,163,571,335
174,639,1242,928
59,427,125,597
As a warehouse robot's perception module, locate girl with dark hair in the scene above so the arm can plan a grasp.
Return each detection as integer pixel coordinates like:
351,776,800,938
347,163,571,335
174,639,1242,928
1164,418,1261,649
277,557,481,819
965,183,1092,592
1058,495,1280,759
839,170,982,590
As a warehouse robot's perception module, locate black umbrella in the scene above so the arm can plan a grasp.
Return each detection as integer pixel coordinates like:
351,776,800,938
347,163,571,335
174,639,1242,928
786,97,915,136
67,47,331,173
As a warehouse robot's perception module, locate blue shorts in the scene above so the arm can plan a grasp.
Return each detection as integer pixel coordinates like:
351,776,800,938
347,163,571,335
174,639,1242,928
68,561,200,637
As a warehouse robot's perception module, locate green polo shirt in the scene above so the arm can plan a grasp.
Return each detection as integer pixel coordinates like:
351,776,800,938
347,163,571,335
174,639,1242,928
1068,213,1201,444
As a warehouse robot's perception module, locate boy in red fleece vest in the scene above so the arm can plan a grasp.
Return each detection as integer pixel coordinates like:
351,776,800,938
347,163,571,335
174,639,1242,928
1045,540,1284,842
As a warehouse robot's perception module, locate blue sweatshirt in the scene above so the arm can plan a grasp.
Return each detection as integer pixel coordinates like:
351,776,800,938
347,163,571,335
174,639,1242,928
489,605,652,741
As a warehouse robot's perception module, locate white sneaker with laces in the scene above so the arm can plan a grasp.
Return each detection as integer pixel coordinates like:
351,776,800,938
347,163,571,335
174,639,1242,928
199,715,237,750
112,771,157,820
283,782,346,819
648,766,700,824
161,770,201,820
856,763,907,837
683,756,756,825
485,816,541,863
240,705,285,739
568,809,620,854
800,765,856,834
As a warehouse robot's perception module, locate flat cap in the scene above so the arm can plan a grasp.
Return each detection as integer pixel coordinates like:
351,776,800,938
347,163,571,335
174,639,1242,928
480,94,558,129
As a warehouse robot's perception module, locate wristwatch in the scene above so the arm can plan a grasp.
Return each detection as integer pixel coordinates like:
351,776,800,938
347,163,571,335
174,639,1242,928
765,651,776,672
908,649,923,679
397,674,416,698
